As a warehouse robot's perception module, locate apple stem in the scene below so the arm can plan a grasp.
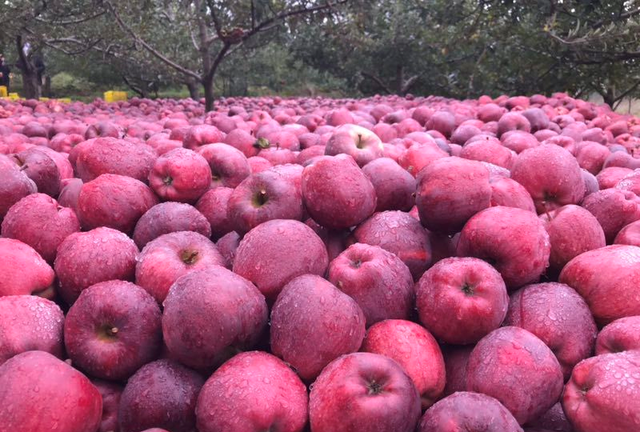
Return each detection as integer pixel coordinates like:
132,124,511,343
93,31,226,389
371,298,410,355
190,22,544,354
110,327,119,335
542,200,552,221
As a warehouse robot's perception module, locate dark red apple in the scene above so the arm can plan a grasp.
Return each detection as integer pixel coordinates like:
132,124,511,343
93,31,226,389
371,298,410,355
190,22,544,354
148,148,212,203
196,351,308,432
135,231,225,304
12,147,61,197
118,359,204,432
309,352,421,432
77,173,158,234
196,187,235,240
0,238,55,297
325,124,384,166
132,202,211,249
0,154,37,220
0,295,64,365
0,351,102,432
418,392,523,432
1,193,80,263
489,177,537,212
196,143,251,188
362,319,445,408
442,345,473,396
505,282,597,379
54,227,138,304
64,280,162,381
270,274,365,381
183,124,224,150
560,245,640,325
301,154,376,229
162,266,268,370
416,257,508,345
233,219,329,302
467,326,563,425
328,243,414,326
92,380,122,432
562,351,640,432
75,137,157,182
352,210,432,281
457,206,551,290
582,189,640,243
416,157,492,234
362,157,416,212
57,177,83,213
596,316,640,355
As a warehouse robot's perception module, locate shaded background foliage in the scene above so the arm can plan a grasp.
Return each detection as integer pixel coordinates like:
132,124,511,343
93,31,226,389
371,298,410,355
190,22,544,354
1,0,640,110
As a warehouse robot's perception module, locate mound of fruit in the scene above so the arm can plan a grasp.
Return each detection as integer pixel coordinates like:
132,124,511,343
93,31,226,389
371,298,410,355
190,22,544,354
1,92,640,432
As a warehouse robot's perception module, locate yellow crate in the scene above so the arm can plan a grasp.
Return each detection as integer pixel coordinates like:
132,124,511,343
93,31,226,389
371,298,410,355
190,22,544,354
58,98,71,103
0,86,7,97
104,91,114,102
104,91,128,102
9,93,19,100
39,97,50,102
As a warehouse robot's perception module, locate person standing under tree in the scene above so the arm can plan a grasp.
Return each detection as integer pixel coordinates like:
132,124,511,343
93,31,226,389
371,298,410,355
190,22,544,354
0,54,11,93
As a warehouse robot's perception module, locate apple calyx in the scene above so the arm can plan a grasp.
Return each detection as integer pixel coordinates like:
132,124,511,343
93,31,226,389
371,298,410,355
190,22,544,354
252,189,269,207
98,324,120,341
254,137,271,150
367,380,384,395
461,282,475,296
180,249,200,265
163,175,173,186
351,259,362,269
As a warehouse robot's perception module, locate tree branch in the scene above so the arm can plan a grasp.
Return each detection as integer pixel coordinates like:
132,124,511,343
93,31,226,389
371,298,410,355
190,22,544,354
360,71,393,94
35,10,106,26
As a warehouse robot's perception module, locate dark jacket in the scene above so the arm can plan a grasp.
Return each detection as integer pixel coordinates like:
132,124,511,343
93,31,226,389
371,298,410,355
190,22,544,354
0,63,10,88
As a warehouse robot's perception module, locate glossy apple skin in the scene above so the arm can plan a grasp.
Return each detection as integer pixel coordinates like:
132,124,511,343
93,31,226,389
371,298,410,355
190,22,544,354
0,351,102,432
270,274,365,381
456,206,551,290
416,257,509,345
0,154,37,220
233,219,329,302
467,327,564,425
442,345,473,397
301,154,376,229
418,392,523,432
328,243,414,326
132,202,211,249
560,245,640,325
511,145,585,214
77,173,158,234
416,157,492,234
524,402,574,432
581,189,640,243
64,280,162,381
504,282,597,380
148,147,212,203
92,379,123,432
614,219,640,246
325,124,384,167
0,238,55,298
196,187,235,239
135,231,225,304
489,177,536,212
118,359,204,432
460,136,515,169
227,169,304,235
13,147,61,197
58,177,83,213
0,295,64,365
196,351,308,432
1,193,80,263
75,137,157,182
309,352,421,432
54,227,139,304
596,316,640,355
562,351,640,432
362,157,415,212
196,143,251,188
540,204,606,275
162,266,268,370
353,210,432,281
362,319,445,409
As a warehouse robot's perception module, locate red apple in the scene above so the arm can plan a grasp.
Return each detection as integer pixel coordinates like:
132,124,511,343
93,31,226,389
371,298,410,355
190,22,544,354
54,227,138,304
362,157,416,212
196,143,251,188
309,352,421,432
75,137,157,182
416,157,492,234
132,202,211,249
64,280,162,380
233,219,329,302
196,187,234,240
442,345,473,396
12,147,61,196
77,173,158,234
0,238,55,298
582,189,640,243
0,351,102,432
148,147,212,203
456,206,551,290
183,124,224,150
0,154,37,219
362,319,445,408
325,124,384,166
416,257,508,344
489,176,537,212
1,193,80,263
596,316,640,355
467,327,564,425
135,231,225,304
92,380,122,432
270,274,365,381
301,154,376,229
418,392,523,432
0,295,64,365
328,243,414,326
562,351,640,432
162,266,268,370
57,177,83,213
118,359,204,432
216,231,241,268
196,351,308,432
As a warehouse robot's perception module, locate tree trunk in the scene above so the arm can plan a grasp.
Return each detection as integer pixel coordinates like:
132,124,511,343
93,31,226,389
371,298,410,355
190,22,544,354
203,78,215,112
186,80,199,99
21,71,41,100
396,65,404,95
43,76,51,98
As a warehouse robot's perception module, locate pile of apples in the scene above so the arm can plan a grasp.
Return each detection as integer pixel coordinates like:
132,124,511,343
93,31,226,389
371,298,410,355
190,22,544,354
1,92,640,432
